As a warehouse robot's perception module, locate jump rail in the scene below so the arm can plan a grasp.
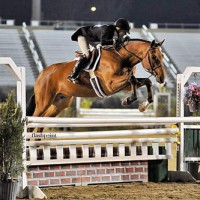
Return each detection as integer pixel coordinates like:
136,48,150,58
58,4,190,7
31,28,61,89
27,116,200,125
26,116,179,167
27,116,200,173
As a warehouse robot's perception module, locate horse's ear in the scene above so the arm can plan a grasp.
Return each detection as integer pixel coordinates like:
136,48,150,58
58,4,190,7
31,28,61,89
158,39,165,46
150,40,156,47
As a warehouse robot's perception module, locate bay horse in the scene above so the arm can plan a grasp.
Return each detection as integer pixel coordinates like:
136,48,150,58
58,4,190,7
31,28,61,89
27,39,165,121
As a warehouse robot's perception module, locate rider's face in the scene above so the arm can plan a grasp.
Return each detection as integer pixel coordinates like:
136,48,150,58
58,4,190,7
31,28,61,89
118,30,126,37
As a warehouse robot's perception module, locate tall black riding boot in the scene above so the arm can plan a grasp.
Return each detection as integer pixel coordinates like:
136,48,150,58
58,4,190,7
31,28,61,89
68,55,88,84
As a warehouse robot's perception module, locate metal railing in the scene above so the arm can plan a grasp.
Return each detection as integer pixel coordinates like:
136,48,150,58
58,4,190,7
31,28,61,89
30,19,134,30
22,22,43,73
149,23,200,29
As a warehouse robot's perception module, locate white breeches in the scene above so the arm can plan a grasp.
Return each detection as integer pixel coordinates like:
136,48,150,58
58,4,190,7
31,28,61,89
77,36,90,58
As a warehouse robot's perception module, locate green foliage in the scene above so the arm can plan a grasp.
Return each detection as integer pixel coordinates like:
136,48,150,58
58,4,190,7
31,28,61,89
80,99,93,108
0,92,25,182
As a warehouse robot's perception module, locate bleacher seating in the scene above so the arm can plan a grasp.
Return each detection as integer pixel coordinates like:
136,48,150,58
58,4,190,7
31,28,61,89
32,30,78,66
0,29,36,87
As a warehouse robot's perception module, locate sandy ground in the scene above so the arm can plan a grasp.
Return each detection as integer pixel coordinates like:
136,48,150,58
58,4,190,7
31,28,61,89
41,182,200,200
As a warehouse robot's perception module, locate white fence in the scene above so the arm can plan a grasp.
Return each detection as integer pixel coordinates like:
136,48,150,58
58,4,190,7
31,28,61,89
26,117,179,166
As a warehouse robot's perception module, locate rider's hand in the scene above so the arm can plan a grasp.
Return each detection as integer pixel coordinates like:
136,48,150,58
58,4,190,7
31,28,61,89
113,38,122,47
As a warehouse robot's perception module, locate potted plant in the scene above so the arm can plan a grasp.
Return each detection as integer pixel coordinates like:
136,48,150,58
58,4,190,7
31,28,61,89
184,82,200,112
0,92,25,200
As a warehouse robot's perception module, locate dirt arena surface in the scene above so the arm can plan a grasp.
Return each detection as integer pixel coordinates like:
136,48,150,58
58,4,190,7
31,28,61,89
41,182,200,200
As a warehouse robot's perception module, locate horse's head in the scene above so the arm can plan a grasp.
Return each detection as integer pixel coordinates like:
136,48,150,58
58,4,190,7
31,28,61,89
142,40,166,84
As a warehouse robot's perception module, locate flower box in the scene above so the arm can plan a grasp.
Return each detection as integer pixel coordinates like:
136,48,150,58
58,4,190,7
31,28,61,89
184,82,200,112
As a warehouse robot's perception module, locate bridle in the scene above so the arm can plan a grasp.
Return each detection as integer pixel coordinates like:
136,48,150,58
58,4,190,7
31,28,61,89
114,41,163,78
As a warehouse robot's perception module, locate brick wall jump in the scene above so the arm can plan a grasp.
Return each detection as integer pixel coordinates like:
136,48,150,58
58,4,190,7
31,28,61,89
27,161,148,187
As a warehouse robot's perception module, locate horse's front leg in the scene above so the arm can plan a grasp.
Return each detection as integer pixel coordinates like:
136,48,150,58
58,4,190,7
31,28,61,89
136,78,153,112
121,76,138,106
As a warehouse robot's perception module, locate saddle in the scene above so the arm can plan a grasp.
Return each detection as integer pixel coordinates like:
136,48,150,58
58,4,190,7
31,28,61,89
74,45,110,98
75,48,99,71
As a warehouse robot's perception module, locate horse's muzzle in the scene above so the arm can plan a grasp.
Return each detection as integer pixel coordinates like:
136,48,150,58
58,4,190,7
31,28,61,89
156,76,165,84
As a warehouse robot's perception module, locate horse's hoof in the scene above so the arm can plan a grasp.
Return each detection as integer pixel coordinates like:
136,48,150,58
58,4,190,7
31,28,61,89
121,97,137,107
121,99,128,106
148,99,153,104
138,101,149,112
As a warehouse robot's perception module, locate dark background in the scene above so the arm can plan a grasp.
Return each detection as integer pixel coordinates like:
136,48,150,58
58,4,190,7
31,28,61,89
0,0,200,27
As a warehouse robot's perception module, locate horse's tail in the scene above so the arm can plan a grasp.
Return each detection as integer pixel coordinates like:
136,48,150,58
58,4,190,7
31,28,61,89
26,93,36,116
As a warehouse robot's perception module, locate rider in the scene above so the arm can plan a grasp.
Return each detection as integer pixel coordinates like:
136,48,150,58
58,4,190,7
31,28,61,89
68,18,131,84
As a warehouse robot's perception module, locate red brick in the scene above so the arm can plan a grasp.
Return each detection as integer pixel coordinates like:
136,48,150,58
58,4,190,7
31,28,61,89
50,179,60,185
66,170,76,176
81,176,90,183
130,161,140,165
140,161,148,165
33,172,44,178
71,164,81,169
79,163,90,168
121,174,130,180
61,164,71,169
87,169,96,175
27,180,38,186
135,167,144,172
50,165,60,170
102,176,110,182
72,177,81,183
72,163,90,168
45,172,54,177
28,166,38,171
116,168,125,173
125,167,134,173
39,166,50,170
106,168,115,174
91,176,101,182
140,173,148,180
111,162,120,166
97,169,106,174
101,163,111,167
61,178,71,184
121,161,130,166
39,179,49,186
131,174,139,180
55,171,66,176
91,163,100,167
111,175,120,181
77,169,86,176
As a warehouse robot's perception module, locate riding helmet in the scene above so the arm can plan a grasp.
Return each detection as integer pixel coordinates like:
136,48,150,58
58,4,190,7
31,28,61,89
115,18,130,33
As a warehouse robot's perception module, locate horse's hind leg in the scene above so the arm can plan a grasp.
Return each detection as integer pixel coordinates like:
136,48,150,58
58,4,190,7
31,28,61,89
44,96,74,117
33,90,56,117
28,90,56,133
36,96,74,132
